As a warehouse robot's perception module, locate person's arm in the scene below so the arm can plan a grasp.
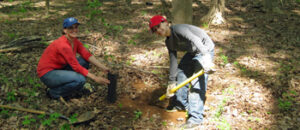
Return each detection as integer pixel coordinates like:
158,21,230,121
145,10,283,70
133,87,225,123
168,49,177,83
76,40,109,72
86,72,110,85
60,46,89,76
174,25,215,73
88,55,109,73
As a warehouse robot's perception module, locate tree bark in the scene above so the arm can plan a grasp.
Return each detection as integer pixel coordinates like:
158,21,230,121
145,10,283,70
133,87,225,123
172,0,193,24
46,0,50,14
200,0,225,25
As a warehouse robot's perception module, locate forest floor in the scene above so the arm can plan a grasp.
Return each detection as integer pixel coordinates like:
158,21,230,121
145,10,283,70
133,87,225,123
0,0,300,129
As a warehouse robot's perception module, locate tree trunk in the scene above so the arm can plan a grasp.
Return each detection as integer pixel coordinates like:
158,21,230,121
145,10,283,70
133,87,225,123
172,0,193,24
46,0,50,14
200,0,225,25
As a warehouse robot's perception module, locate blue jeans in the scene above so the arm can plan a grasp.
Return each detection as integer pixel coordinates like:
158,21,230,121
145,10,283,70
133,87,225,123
40,57,89,99
170,50,214,124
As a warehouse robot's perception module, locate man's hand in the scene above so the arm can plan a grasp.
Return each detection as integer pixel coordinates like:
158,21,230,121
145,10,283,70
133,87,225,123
200,54,216,74
166,82,176,98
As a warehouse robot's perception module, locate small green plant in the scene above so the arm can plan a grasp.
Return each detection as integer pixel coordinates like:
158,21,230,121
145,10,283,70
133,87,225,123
215,97,228,118
42,112,61,126
118,103,123,108
151,70,160,74
69,113,78,124
87,0,102,8
22,115,36,126
111,25,123,34
161,121,167,126
127,39,136,45
61,123,71,130
218,48,228,66
38,114,46,119
222,85,235,95
0,109,10,119
133,110,142,120
141,11,147,16
126,60,131,65
278,62,294,73
233,61,239,66
216,118,231,130
202,22,209,28
278,90,297,111
127,34,139,45
220,54,228,65
86,0,103,20
4,32,17,39
6,91,16,102
103,52,115,62
278,98,292,111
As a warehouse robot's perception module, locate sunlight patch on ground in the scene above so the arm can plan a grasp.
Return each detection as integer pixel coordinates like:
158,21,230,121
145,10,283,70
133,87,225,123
129,47,168,67
292,10,300,15
209,29,243,43
0,1,22,9
56,10,69,16
103,1,114,5
31,1,46,8
127,28,142,33
237,56,279,76
104,41,120,53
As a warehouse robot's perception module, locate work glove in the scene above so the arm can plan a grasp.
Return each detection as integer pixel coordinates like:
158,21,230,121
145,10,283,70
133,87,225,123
199,54,216,74
166,82,176,98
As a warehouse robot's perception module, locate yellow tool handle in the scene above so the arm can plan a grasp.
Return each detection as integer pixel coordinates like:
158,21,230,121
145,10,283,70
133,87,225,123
159,69,205,101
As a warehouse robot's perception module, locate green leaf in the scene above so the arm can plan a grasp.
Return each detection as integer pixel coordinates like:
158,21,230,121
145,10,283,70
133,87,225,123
61,123,71,130
83,44,90,49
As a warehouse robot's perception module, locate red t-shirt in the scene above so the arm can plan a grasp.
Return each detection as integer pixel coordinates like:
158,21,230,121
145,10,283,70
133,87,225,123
37,35,92,77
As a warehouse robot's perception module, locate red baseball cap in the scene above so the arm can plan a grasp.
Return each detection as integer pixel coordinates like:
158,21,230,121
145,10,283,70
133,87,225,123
149,15,167,29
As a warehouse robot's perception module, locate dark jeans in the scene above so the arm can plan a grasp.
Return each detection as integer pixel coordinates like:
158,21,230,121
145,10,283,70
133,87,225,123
40,57,89,99
170,50,214,124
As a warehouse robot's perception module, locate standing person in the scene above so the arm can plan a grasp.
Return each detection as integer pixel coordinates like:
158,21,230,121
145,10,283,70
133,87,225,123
37,17,110,99
149,15,215,128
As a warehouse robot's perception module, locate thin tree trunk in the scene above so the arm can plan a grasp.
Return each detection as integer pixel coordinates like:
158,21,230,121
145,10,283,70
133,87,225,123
46,0,50,15
172,0,193,24
200,0,225,25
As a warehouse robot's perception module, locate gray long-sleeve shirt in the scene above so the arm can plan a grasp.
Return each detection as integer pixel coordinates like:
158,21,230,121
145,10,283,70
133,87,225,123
165,24,215,82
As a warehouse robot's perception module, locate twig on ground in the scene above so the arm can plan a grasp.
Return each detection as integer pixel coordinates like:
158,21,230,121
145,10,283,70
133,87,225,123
59,96,70,107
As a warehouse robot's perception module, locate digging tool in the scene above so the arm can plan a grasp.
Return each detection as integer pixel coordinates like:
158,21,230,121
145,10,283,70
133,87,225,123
159,69,205,101
0,104,96,124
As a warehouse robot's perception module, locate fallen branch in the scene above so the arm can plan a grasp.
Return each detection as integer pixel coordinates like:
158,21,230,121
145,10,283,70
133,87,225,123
0,104,45,115
0,36,43,53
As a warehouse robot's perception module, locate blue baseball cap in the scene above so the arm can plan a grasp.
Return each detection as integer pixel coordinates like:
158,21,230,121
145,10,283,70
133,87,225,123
63,17,80,28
